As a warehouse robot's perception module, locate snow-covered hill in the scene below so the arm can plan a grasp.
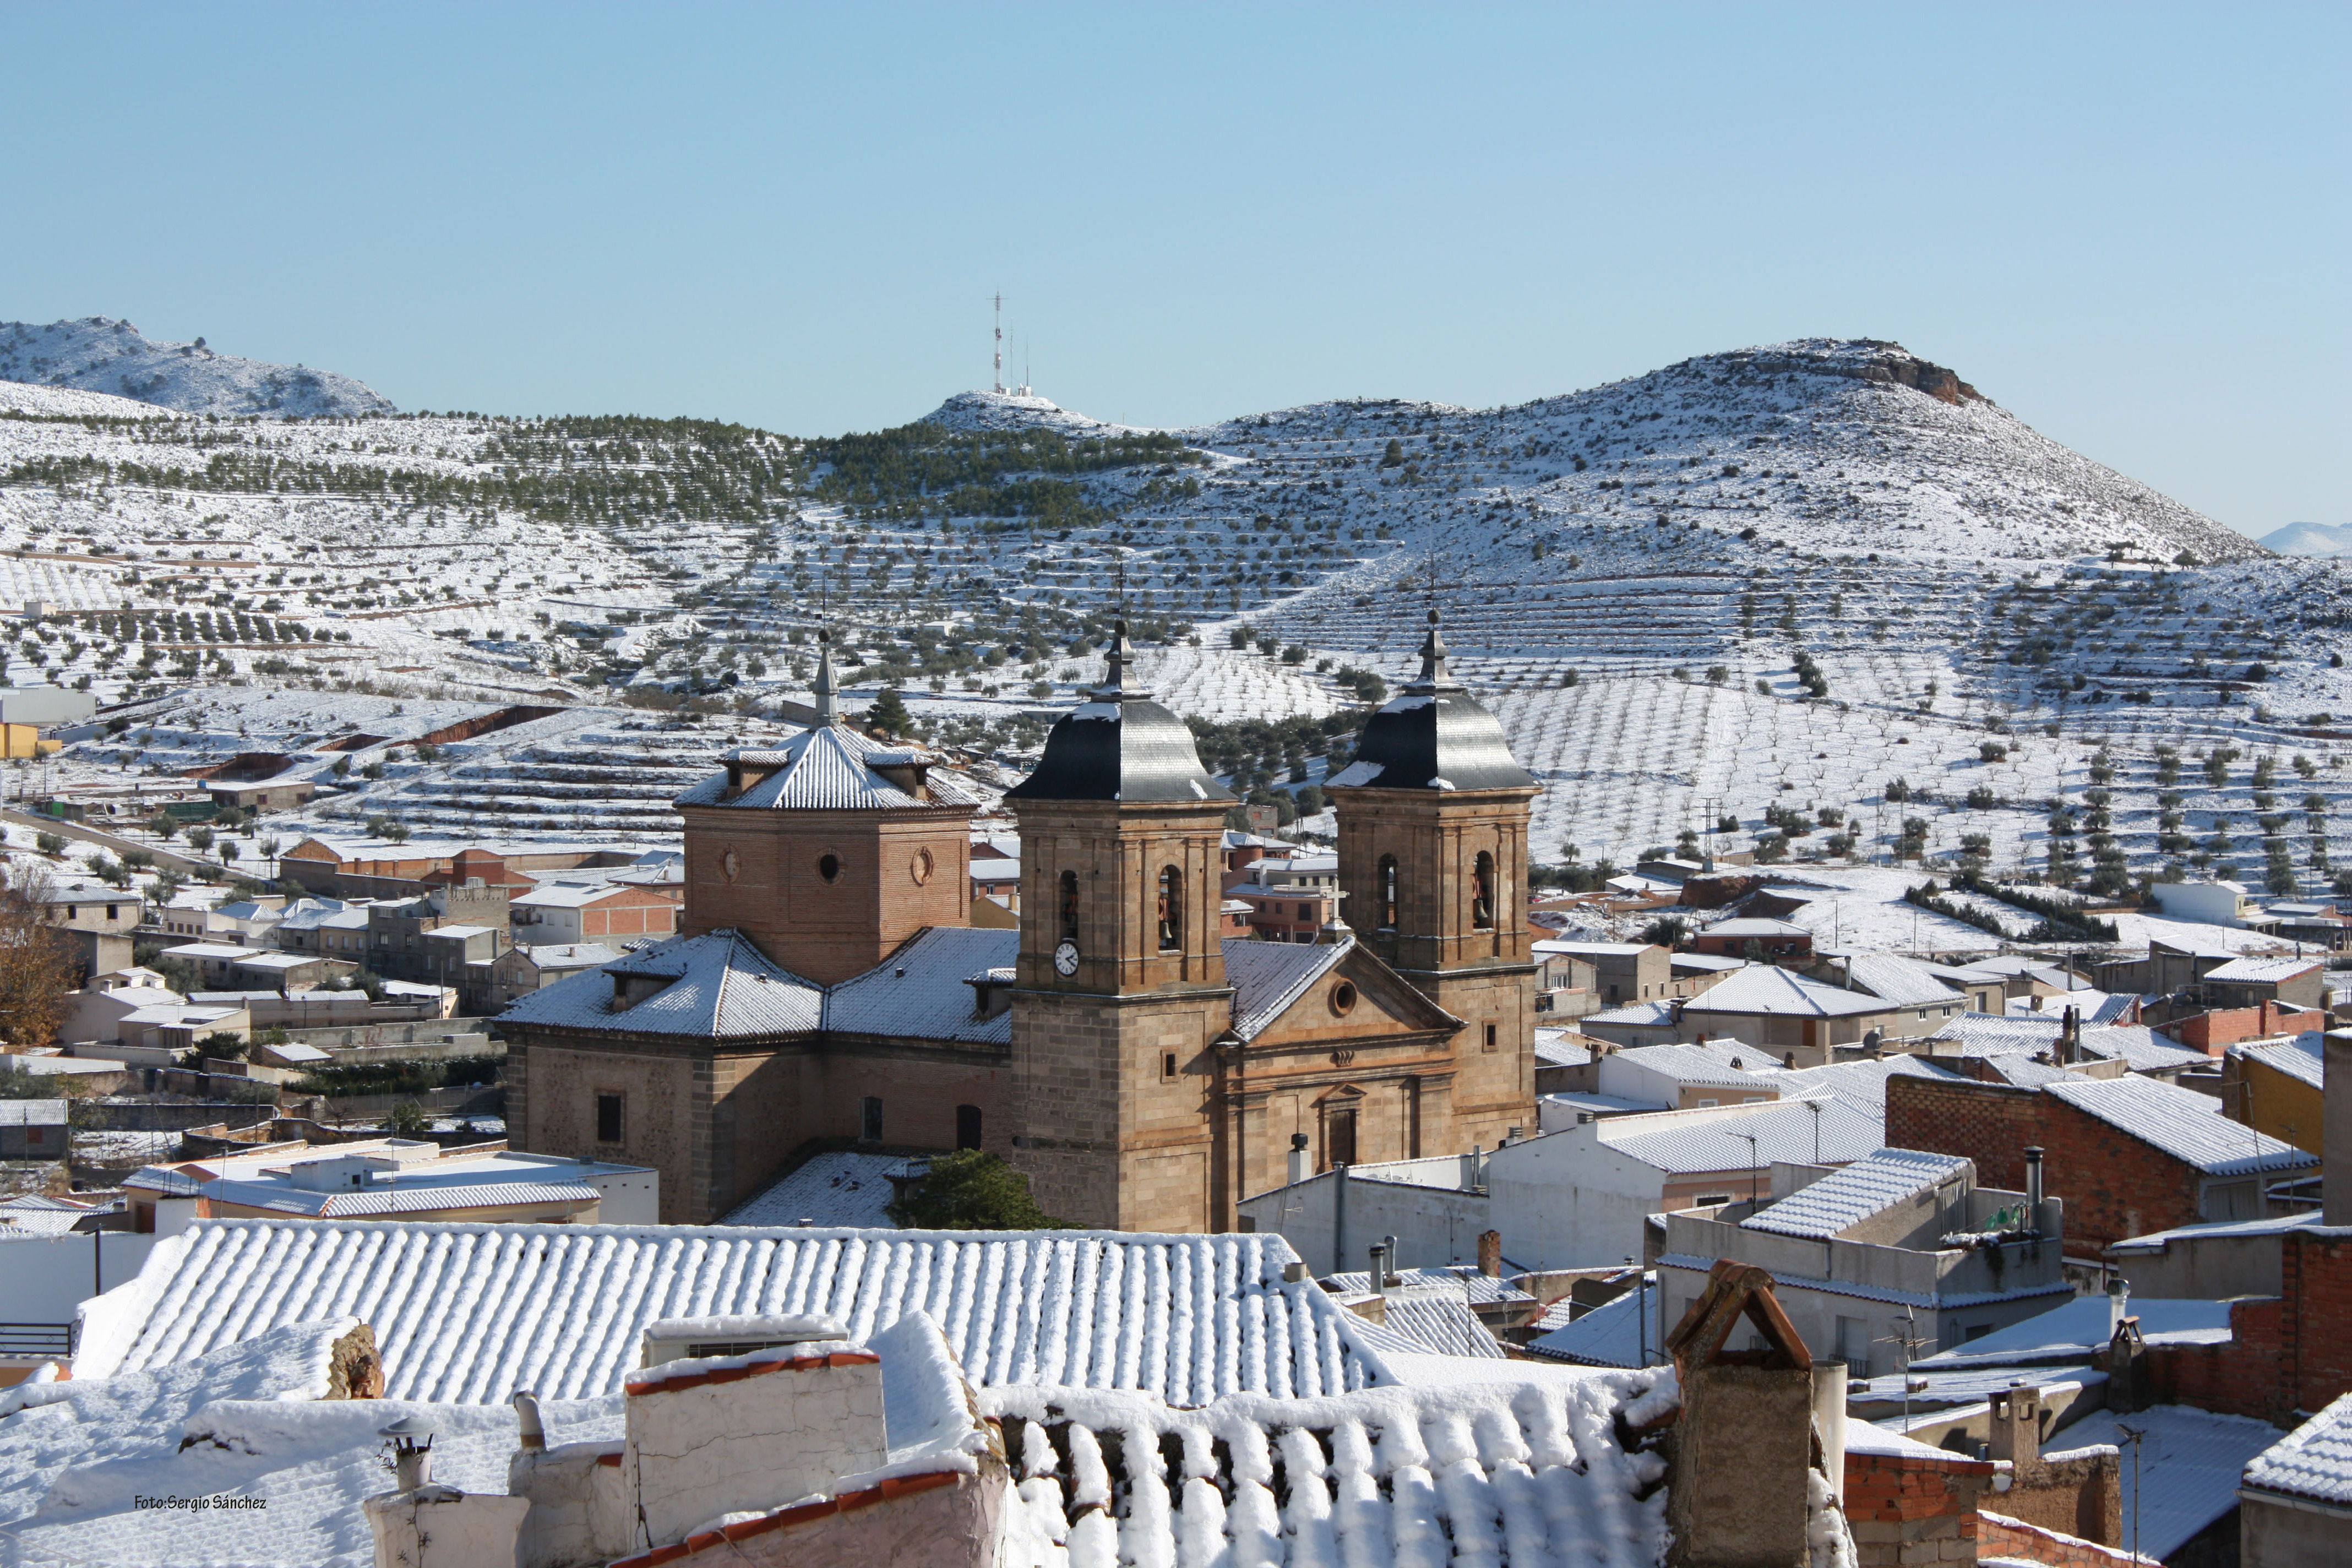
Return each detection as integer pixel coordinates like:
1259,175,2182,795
0,317,394,418
0,333,2341,896
2260,521,2352,557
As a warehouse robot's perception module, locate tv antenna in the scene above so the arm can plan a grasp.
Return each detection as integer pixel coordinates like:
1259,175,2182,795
992,293,1005,394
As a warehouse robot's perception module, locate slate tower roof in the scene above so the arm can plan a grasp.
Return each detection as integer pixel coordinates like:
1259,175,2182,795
1003,622,1233,804
1327,610,1536,792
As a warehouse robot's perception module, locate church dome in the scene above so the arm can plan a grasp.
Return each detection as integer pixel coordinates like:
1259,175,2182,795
1326,611,1535,792
1004,624,1235,805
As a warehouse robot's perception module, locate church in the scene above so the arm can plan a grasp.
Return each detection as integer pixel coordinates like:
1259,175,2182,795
502,611,1540,1230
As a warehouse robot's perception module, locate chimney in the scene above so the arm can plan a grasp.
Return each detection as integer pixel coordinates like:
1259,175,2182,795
1368,1241,1390,1294
1478,1229,1502,1278
2326,1030,2352,1226
2059,1005,2081,1065
1458,1143,1483,1191
2024,1145,2044,1213
2107,1275,2130,1337
1988,1384,2046,1477
1287,1132,1309,1188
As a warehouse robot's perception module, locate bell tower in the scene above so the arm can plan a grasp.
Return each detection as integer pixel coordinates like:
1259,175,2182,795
1004,623,1237,1231
1326,610,1539,1151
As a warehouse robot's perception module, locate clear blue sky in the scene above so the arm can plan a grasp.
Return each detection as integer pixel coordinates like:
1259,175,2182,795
2,3,2343,535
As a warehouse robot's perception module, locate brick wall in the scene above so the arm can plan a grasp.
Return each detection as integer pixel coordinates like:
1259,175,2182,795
2000,1450,2122,1547
2163,999,2305,1052
2139,1229,2352,1425
1885,1072,2040,1190
1842,1447,1991,1568
1977,1510,2147,1567
1883,1074,2211,1256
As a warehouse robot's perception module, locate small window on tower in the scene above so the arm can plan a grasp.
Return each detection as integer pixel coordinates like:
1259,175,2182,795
595,1093,623,1144
859,1096,884,1143
1162,1052,1179,1081
1059,870,1080,943
1377,854,1398,930
818,852,842,883
1483,1022,1498,1054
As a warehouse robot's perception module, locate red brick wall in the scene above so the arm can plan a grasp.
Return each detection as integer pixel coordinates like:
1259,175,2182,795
1842,1448,1990,1568
2163,999,2301,1052
1885,1072,2040,1190
2141,1230,2352,1425
1883,1073,2212,1256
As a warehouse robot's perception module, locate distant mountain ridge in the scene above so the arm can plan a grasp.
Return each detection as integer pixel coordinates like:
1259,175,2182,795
2260,521,2352,557
0,316,394,418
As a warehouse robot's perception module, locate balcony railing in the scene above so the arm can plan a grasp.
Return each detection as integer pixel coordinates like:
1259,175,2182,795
0,1322,75,1359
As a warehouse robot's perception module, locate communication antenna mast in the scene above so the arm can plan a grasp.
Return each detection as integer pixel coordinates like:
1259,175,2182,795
992,293,1005,394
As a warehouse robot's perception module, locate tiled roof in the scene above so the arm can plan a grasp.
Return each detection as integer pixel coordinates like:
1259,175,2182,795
673,725,983,812
499,930,825,1039
1680,965,1893,1018
1929,1014,2206,1074
2044,1076,2316,1176
1594,1096,1883,1177
1532,1030,1593,1068
1761,1056,1965,1116
2200,956,2323,983
1322,1269,1533,1307
987,1363,1678,1568
1225,936,1352,1039
824,927,1018,1044
2229,1033,2325,1088
1582,1000,1675,1027
1740,1148,1972,1239
1341,1294,1509,1358
2244,1391,2352,1507
1607,1043,1769,1088
1913,1296,2235,1368
720,1150,917,1228
201,1175,601,1218
1969,1052,2089,1089
1702,917,1810,937
1840,955,1969,1008
80,1221,1387,1407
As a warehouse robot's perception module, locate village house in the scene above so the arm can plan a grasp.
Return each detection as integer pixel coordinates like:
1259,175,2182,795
2221,1032,2324,1153
508,878,680,945
122,1138,657,1231
1219,848,1342,941
1649,1147,2071,1375
490,941,627,1008
1887,1068,2316,1254
1687,915,1813,960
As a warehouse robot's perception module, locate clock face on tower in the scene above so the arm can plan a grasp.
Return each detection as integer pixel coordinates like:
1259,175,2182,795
1053,940,1081,977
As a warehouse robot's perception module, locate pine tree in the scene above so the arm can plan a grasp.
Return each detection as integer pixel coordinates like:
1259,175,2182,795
866,687,913,738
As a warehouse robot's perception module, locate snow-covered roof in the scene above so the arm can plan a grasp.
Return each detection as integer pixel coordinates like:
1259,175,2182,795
2044,1076,2315,1176
674,727,982,812
2050,1404,2285,1561
1581,999,1676,1027
1532,1031,1593,1068
1927,1013,2207,1073
2201,955,2323,983
1338,1294,1509,1359
2244,1391,2352,1510
825,927,1021,1044
511,941,625,969
1224,935,1353,1039
2230,1033,2325,1088
1839,954,1969,1008
511,880,644,908
2107,1209,2332,1255
1321,1268,1533,1308
1760,1055,1962,1117
719,1150,917,1228
1740,1148,1972,1239
500,929,825,1039
1594,1097,1882,1177
1608,1043,1769,1088
1968,1051,2090,1089
0,1099,67,1126
1523,1279,1653,1369
1680,965,1894,1018
80,1221,1389,1407
1701,917,1810,938
1913,1296,2235,1368
988,1363,1678,1568
1532,939,1651,957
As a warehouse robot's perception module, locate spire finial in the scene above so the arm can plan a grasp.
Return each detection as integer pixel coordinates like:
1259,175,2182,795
812,625,840,725
1410,607,1457,690
1097,617,1140,699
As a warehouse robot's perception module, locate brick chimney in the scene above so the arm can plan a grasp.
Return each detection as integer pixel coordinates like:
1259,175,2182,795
1478,1229,1502,1277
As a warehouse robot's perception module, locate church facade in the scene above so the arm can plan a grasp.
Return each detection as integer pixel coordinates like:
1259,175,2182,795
502,616,1539,1229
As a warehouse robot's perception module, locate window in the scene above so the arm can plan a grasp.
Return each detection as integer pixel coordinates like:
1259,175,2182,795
1156,865,1182,951
1471,852,1495,930
1161,1051,1179,1081
1329,981,1358,1016
1483,1022,1498,1054
1324,1106,1358,1168
818,852,842,883
955,1104,982,1150
1059,870,1080,943
595,1093,623,1144
859,1096,884,1143
1376,854,1398,930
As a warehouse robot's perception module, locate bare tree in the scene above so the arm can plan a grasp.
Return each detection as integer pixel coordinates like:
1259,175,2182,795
0,863,79,1050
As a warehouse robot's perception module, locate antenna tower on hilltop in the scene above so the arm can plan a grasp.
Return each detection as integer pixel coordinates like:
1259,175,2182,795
992,293,1005,394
